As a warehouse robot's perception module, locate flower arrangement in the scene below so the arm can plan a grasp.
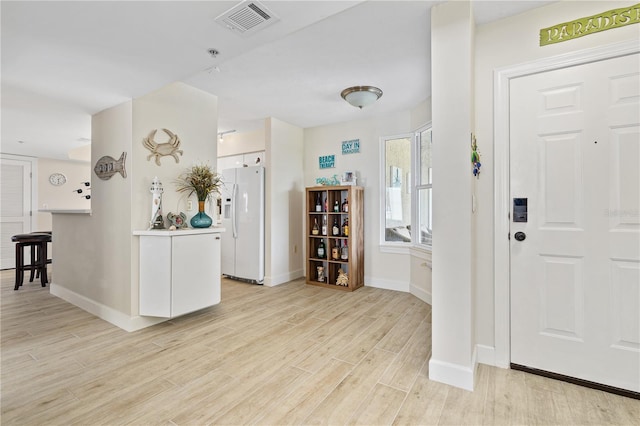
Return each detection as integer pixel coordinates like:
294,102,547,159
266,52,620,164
175,163,222,202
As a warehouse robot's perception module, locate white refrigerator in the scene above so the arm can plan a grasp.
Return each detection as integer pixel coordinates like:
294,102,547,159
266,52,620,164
220,166,265,284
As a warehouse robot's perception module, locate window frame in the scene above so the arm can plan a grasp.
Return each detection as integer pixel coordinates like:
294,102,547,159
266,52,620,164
379,123,432,254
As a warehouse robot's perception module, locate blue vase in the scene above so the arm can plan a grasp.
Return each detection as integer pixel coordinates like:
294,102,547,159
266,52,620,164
191,201,212,228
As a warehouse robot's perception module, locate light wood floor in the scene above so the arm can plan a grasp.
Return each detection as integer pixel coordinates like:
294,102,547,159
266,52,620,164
1,269,638,425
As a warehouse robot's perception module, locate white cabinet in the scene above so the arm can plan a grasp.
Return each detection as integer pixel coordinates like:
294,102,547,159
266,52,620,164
134,228,224,317
217,151,265,171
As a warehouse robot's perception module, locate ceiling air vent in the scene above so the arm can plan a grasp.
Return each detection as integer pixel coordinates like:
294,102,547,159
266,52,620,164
215,1,280,36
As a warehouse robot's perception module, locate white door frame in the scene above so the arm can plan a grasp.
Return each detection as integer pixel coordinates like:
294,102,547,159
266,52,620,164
493,39,640,368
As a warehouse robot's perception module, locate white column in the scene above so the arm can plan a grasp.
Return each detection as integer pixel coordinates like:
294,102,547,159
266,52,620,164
428,0,477,391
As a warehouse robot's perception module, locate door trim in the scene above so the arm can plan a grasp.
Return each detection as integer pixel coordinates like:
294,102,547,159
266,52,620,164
493,39,640,368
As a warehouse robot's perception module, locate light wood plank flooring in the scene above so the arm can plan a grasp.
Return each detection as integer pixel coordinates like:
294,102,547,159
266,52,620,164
1,269,638,425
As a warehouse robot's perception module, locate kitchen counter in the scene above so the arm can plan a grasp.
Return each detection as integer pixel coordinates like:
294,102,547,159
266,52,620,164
40,209,92,214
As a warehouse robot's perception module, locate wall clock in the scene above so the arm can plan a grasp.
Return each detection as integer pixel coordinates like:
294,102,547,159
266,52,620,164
49,172,67,186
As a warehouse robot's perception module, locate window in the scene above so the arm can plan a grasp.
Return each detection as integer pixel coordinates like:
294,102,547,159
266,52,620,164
380,124,432,249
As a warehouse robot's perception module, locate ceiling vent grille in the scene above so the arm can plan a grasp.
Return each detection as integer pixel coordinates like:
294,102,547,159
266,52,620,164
215,1,279,36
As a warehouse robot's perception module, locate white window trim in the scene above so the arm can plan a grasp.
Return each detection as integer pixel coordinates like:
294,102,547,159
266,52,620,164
379,132,413,249
379,123,433,253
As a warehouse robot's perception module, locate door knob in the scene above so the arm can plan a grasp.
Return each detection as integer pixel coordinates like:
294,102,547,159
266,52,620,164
514,231,526,241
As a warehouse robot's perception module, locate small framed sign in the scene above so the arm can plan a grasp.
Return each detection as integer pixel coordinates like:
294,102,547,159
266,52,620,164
319,155,335,169
342,139,360,155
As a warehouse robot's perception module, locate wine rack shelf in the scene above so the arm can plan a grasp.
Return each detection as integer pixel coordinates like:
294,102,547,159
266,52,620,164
305,185,364,291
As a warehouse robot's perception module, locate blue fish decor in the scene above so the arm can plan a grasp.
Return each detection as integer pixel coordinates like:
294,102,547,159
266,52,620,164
471,134,481,178
94,152,127,180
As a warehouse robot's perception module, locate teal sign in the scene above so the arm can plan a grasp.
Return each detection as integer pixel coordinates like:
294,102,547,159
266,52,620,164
319,155,335,169
342,139,360,154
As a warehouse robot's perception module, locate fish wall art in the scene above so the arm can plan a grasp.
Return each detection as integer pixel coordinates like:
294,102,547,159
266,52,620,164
94,152,127,180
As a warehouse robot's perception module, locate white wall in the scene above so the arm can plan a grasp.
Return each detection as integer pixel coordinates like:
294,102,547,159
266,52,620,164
217,127,265,157
428,0,476,391
265,117,304,286
52,100,133,316
303,99,431,294
474,0,640,364
36,158,91,231
51,82,218,330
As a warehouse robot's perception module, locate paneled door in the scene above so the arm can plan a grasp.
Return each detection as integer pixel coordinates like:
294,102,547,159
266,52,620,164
510,53,639,393
0,158,32,269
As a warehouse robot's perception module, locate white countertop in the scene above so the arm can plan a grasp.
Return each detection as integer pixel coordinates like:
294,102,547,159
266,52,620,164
133,227,226,236
40,209,92,214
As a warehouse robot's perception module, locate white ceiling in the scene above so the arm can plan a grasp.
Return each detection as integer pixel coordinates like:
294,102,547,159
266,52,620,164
1,0,553,160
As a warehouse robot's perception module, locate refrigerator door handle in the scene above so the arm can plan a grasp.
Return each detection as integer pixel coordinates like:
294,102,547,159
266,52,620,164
231,183,238,239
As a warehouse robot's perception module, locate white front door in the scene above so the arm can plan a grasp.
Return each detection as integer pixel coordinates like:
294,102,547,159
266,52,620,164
510,53,640,393
0,158,33,269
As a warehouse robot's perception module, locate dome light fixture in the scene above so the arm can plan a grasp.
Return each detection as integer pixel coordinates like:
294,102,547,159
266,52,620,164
340,86,383,109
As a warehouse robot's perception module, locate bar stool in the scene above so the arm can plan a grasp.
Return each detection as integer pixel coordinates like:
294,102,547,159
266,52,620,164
29,231,52,281
11,233,52,290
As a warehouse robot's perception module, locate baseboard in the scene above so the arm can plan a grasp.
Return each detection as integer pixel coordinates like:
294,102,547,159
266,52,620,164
476,344,496,366
410,283,431,305
264,268,303,287
364,276,410,292
50,282,167,332
428,346,478,391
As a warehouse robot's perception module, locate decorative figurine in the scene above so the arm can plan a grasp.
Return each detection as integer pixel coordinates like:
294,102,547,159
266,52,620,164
336,268,349,287
167,212,188,229
149,176,165,230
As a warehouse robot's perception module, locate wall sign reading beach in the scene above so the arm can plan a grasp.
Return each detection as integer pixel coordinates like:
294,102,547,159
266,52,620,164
319,155,335,169
540,3,640,46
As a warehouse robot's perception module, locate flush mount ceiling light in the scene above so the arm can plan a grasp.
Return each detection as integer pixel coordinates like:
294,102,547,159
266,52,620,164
340,86,383,109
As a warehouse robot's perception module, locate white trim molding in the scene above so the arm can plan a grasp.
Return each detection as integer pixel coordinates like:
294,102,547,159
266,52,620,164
365,275,410,293
50,282,166,332
429,346,478,391
264,269,304,287
493,39,640,369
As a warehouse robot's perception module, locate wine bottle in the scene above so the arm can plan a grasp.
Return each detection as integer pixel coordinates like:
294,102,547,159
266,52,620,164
321,216,327,235
342,198,348,213
332,240,340,260
332,218,340,236
342,217,349,237
315,194,321,212
312,218,319,235
317,240,325,258
333,200,339,212
341,240,349,260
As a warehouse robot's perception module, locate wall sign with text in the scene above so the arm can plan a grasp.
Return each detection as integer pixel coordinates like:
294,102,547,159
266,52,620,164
319,155,335,169
540,3,640,46
342,139,360,155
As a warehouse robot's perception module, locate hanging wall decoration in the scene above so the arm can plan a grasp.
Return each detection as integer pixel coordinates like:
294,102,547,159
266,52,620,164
319,154,335,169
342,139,360,155
471,133,481,178
143,128,183,166
94,152,127,180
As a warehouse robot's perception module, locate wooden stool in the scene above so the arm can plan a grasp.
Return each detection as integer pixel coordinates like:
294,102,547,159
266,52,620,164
29,231,52,281
11,233,52,290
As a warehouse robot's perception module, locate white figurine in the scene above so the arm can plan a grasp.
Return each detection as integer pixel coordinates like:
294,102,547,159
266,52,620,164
149,176,165,229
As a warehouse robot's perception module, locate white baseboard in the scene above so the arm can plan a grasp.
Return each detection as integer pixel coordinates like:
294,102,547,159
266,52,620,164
50,282,166,332
364,276,410,292
264,268,303,287
428,346,477,391
476,344,496,366
410,284,432,305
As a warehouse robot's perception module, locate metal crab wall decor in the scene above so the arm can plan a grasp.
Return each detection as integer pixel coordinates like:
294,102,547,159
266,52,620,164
143,128,183,166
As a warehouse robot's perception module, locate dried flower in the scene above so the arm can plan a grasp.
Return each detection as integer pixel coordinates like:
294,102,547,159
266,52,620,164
175,163,222,202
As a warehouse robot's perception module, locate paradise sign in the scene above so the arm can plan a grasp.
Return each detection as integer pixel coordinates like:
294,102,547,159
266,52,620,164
540,3,640,46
